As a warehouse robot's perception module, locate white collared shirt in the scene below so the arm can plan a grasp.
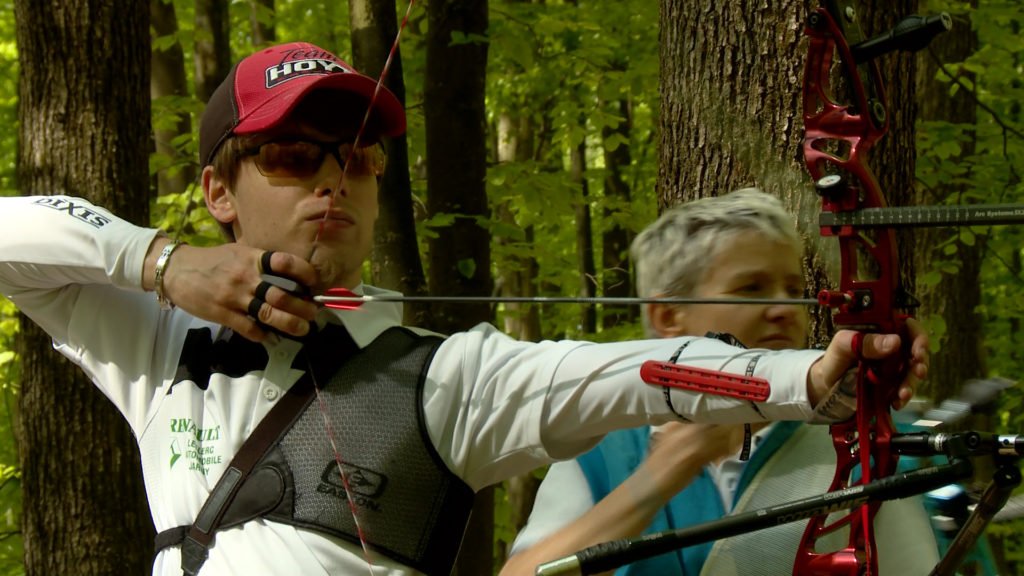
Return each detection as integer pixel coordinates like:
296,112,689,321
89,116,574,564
0,195,825,575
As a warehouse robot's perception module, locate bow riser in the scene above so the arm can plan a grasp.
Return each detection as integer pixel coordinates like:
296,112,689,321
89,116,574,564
796,7,907,575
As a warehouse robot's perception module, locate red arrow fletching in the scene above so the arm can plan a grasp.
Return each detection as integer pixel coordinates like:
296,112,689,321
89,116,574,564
320,287,365,310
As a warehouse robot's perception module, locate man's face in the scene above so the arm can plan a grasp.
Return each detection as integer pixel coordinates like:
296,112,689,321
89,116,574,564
207,120,380,292
661,230,808,350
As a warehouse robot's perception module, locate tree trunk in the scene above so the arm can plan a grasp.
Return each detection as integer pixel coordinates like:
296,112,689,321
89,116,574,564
601,96,635,329
495,112,542,342
658,0,825,333
194,0,231,103
857,1,924,315
913,6,1004,572
151,0,196,196
350,0,430,326
572,132,597,335
913,2,981,403
13,1,154,574
423,1,492,574
659,0,919,345
250,0,275,46
493,111,543,563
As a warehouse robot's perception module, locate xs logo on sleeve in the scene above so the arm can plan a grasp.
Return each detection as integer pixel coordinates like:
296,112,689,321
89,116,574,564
32,197,111,229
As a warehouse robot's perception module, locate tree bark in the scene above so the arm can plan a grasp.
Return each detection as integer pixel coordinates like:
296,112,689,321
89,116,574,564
350,0,430,326
913,4,981,403
250,0,276,46
601,96,636,329
151,0,196,196
13,1,154,574
423,1,492,574
659,0,919,345
194,0,231,103
913,6,1004,572
571,132,597,335
493,111,543,563
495,113,542,342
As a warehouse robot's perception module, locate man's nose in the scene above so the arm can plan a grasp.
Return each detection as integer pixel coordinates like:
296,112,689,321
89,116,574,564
315,165,347,198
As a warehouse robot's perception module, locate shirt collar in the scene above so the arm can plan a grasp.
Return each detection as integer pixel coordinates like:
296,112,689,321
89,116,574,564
320,284,404,348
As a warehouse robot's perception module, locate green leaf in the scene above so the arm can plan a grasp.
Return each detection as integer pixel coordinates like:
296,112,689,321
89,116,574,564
920,270,943,288
457,258,477,279
603,133,627,152
449,31,490,47
959,229,976,246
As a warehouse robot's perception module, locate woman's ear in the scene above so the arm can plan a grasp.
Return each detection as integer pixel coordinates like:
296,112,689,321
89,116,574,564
203,165,237,226
648,302,688,338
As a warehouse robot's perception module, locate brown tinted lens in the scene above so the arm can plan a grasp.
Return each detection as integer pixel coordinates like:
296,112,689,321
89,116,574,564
367,143,386,175
337,143,385,176
255,141,325,177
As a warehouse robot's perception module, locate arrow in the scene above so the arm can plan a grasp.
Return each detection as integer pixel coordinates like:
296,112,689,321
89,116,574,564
314,288,820,310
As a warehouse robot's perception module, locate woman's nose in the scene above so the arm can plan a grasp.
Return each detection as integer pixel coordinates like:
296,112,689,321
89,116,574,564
765,288,800,319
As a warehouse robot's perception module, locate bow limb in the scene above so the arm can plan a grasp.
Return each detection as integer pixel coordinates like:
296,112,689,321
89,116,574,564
795,5,907,575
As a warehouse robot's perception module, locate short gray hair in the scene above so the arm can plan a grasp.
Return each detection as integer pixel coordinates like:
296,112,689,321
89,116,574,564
631,188,802,335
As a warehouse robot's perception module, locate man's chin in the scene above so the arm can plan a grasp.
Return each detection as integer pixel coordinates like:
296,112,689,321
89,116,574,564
310,256,361,294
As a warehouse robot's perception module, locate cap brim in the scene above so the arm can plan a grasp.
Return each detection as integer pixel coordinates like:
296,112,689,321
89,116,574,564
233,72,406,139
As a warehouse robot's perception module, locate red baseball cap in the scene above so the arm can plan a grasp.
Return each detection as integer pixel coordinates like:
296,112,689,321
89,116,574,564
199,41,406,166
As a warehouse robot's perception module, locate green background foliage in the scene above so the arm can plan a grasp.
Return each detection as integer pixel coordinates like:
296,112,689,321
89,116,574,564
915,0,1024,569
0,0,1023,573
0,0,21,572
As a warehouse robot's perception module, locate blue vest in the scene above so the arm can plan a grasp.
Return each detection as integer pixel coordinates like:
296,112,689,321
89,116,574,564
577,422,801,576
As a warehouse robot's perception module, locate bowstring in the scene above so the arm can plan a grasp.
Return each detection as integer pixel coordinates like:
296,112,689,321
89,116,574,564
305,1,418,572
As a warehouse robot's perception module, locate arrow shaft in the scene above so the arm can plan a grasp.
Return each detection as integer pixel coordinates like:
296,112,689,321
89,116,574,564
315,295,820,306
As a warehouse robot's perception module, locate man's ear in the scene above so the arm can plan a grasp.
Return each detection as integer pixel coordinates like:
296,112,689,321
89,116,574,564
648,302,688,338
203,165,237,226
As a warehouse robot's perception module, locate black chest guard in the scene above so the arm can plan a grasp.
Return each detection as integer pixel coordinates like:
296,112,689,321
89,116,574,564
157,325,474,576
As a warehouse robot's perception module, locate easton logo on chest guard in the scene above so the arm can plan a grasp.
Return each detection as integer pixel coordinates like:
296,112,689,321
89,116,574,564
265,58,352,88
316,460,388,511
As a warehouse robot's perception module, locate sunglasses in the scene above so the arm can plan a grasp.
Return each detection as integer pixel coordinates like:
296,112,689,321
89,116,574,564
241,139,385,179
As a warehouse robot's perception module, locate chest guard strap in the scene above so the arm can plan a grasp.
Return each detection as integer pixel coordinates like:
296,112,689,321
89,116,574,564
155,326,474,576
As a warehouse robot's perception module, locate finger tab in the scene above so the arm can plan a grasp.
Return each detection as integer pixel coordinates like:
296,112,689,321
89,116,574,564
259,251,276,276
255,281,274,301
261,274,302,295
247,297,265,320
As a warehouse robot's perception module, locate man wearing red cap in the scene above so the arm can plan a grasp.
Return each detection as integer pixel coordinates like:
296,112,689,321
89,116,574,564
0,42,928,576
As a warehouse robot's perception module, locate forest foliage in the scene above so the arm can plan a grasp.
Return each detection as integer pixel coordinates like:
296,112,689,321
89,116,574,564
0,0,1023,573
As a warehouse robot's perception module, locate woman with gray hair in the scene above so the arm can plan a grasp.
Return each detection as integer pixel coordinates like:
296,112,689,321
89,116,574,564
502,188,939,576
631,188,803,340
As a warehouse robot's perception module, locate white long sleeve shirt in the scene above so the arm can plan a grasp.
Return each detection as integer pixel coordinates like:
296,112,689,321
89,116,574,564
0,195,825,575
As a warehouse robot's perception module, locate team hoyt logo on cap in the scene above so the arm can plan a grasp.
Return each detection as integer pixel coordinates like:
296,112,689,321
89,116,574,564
265,47,353,89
